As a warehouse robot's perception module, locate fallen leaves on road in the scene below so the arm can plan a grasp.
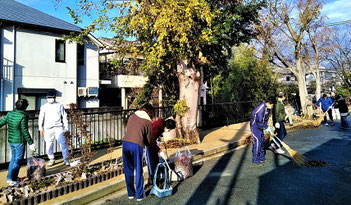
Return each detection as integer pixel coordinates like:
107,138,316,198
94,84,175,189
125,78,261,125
306,160,330,167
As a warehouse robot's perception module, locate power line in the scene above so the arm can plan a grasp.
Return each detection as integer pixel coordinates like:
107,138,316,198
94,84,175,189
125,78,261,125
326,20,351,27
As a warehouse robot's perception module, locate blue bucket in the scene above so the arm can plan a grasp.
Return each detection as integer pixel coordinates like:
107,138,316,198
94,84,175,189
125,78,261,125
150,162,173,198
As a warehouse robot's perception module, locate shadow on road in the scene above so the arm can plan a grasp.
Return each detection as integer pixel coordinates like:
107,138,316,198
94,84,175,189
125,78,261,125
185,124,250,205
256,138,351,205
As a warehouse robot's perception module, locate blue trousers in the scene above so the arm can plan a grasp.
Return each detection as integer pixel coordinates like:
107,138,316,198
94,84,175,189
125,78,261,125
7,143,24,181
275,122,287,147
251,128,265,163
341,116,349,128
146,146,161,181
122,141,144,199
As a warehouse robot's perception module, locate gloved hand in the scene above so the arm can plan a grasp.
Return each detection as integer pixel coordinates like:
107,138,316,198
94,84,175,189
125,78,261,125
264,126,275,133
29,144,36,151
159,151,166,160
275,122,280,129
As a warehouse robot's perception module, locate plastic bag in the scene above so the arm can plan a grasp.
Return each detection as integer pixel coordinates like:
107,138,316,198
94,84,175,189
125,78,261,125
27,157,46,181
174,146,193,179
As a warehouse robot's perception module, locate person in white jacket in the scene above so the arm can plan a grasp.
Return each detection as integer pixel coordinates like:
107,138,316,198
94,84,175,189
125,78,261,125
38,91,70,166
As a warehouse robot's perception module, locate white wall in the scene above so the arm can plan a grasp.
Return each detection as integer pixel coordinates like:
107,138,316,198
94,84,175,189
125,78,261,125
1,26,78,110
77,38,100,108
1,26,101,111
1,26,16,110
16,28,77,109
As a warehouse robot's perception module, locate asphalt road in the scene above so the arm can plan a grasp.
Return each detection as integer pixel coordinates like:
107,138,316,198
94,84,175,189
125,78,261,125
100,121,351,205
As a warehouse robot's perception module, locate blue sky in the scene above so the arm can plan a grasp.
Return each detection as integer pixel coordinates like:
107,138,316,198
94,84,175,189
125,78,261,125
16,0,351,38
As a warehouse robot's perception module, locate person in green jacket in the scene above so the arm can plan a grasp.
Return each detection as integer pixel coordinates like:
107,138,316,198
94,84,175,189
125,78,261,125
0,99,36,186
270,92,287,154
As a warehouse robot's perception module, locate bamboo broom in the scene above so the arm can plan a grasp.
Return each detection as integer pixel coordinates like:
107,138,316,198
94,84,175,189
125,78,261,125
269,132,306,166
312,103,335,127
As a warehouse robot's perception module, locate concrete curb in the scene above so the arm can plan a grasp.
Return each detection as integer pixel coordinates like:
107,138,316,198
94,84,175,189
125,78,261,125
45,136,251,205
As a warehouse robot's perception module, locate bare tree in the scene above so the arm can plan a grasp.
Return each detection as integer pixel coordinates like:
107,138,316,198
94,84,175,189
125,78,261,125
325,26,351,88
303,17,332,101
256,0,324,116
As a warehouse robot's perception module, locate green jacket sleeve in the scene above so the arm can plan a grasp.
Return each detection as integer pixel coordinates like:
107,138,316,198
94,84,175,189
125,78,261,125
20,116,34,145
274,101,286,122
0,114,8,128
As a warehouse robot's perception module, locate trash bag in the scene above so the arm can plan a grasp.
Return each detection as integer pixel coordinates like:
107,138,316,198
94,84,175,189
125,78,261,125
174,146,193,179
27,157,46,181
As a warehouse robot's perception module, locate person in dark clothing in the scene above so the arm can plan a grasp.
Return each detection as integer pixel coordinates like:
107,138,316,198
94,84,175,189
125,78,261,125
335,95,350,129
250,97,275,164
0,99,36,186
122,103,154,201
317,94,334,126
271,92,287,154
146,117,176,185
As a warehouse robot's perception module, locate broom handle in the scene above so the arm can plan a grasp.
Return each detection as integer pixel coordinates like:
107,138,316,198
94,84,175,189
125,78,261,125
271,133,291,149
270,134,282,148
320,102,335,116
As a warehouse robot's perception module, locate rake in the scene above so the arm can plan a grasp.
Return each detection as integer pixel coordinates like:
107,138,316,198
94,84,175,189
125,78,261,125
269,132,306,166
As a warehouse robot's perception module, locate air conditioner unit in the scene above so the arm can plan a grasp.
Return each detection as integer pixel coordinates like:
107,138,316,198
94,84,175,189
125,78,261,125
78,87,87,97
87,87,99,97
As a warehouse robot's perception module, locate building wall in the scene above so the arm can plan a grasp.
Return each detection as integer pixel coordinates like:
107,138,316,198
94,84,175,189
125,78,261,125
77,38,100,108
1,26,16,110
1,26,100,111
15,28,77,109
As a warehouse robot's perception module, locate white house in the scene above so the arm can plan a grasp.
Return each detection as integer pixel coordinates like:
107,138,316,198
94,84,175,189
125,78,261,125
0,0,102,111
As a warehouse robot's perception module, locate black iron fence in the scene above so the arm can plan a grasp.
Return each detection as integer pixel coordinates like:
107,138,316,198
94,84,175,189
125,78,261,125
0,102,256,166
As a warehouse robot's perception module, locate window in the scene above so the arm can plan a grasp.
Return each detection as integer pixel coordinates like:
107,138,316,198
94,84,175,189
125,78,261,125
20,94,46,110
286,76,291,81
77,43,84,65
56,39,65,62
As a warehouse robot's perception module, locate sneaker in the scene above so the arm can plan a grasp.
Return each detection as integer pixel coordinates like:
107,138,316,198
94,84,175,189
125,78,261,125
275,148,285,154
128,196,135,199
329,122,335,126
7,180,19,186
47,159,55,167
323,122,328,126
64,158,70,166
137,193,146,202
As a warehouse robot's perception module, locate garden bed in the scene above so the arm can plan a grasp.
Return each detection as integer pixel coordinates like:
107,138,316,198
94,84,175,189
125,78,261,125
0,158,123,205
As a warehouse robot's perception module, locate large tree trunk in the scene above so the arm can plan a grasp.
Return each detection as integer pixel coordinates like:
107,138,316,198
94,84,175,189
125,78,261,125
315,70,321,102
176,59,201,144
295,61,309,117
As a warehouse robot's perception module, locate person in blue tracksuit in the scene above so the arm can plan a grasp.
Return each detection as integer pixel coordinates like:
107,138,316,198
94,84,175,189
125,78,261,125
122,103,154,201
250,97,275,164
317,94,334,126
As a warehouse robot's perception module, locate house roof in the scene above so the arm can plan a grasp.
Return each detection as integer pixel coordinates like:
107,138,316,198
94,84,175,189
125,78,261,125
0,0,82,33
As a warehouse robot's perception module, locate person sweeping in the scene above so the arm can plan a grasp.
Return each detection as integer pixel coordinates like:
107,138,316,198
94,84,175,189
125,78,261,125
316,94,335,126
270,92,287,154
250,97,275,165
335,94,350,129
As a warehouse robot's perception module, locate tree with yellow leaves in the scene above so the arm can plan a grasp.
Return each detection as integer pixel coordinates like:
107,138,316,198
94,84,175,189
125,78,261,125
60,0,265,143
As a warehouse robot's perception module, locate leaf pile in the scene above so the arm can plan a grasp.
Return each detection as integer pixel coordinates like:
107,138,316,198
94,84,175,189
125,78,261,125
161,138,192,148
306,160,330,167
